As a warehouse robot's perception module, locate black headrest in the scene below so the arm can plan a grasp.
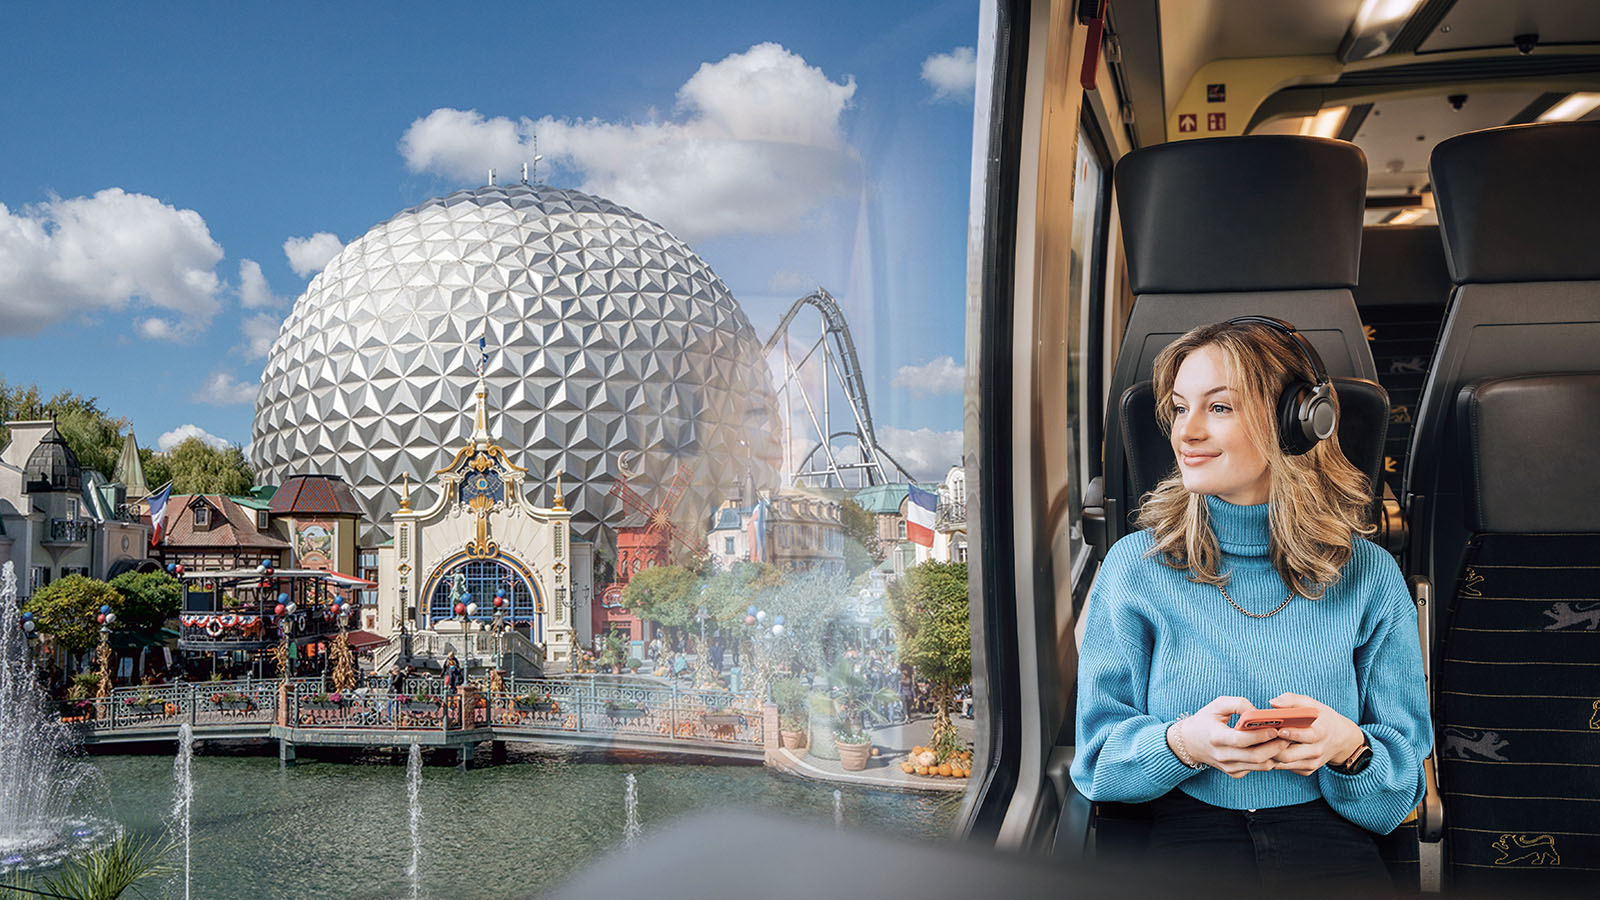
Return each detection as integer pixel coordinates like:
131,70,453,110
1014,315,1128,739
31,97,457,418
1458,373,1600,533
1431,121,1600,284
1115,136,1366,294
1355,225,1450,308
1118,377,1388,518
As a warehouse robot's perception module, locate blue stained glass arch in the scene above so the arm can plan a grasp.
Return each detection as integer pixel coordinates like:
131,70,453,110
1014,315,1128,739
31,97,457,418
427,555,542,628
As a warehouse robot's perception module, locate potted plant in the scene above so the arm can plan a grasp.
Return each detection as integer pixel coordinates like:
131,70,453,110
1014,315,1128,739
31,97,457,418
514,692,557,712
701,705,744,728
59,698,95,722
827,658,897,771
210,691,254,712
303,691,346,711
400,693,443,714
124,692,166,716
772,676,807,750
605,699,648,720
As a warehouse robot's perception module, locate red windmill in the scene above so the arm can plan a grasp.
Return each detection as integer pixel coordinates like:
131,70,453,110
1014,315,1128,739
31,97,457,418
607,455,701,557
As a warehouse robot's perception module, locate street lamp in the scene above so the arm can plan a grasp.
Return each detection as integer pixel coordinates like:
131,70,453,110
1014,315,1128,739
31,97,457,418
94,604,117,698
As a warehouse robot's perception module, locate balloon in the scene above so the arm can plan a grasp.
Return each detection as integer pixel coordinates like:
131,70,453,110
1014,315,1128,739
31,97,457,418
774,614,785,626
744,615,756,626
755,610,767,622
166,563,177,575
466,602,478,615
100,605,111,615
20,611,31,621
278,592,290,605
274,604,286,617
21,620,34,633
746,605,758,617
105,612,115,625
496,588,507,598
455,603,467,616
771,624,784,636
286,602,297,615
174,564,185,575
331,603,342,615
493,597,504,608
97,613,105,624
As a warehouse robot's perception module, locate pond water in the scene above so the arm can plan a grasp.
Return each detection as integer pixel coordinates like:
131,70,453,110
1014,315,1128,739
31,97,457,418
87,745,965,900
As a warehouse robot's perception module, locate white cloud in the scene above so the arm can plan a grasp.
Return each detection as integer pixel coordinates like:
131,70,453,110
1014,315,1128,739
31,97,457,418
892,355,965,395
877,426,963,482
190,371,258,406
138,318,178,340
398,43,860,242
0,188,223,336
157,423,232,451
238,313,282,360
283,232,344,278
237,259,283,309
921,46,977,103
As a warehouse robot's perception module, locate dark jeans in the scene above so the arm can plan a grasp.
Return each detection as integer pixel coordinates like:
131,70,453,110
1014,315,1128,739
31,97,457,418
1146,790,1388,889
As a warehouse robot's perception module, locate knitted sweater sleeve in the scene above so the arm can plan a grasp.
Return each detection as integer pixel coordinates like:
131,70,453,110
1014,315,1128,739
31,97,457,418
1317,547,1432,834
1070,542,1203,802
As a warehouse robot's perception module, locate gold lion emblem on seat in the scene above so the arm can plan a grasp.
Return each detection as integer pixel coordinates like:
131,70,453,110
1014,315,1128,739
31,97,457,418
1492,834,1559,866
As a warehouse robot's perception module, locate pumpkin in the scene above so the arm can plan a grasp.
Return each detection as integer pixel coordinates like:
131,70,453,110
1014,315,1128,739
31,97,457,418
915,766,929,776
871,747,880,757
938,764,952,776
900,762,914,773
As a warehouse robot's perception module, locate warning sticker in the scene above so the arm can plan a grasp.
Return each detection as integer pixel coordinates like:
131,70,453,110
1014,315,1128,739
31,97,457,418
1207,83,1225,103
1207,112,1227,132
1178,113,1197,133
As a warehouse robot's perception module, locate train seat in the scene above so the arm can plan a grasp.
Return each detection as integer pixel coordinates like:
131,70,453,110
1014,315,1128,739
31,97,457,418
1353,225,1451,501
1085,135,1380,555
1415,120,1600,892
1434,375,1600,893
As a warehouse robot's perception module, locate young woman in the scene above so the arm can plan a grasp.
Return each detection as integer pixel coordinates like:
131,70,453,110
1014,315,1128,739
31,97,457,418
1070,318,1430,886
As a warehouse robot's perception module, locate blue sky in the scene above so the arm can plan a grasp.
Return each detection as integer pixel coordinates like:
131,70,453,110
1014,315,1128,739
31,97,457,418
0,1,977,480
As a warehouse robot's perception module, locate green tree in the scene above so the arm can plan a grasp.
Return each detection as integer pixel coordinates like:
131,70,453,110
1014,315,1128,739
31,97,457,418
887,561,971,761
620,564,701,631
840,498,884,571
762,567,852,674
0,379,128,478
24,575,123,656
108,571,182,634
157,437,254,494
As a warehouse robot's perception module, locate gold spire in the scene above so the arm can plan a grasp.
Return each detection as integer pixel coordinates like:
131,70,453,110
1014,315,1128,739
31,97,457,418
399,473,411,511
554,471,566,510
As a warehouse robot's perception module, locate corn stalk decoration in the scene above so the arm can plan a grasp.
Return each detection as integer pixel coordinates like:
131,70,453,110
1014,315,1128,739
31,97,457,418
95,635,113,699
487,668,505,694
271,635,290,680
329,631,357,693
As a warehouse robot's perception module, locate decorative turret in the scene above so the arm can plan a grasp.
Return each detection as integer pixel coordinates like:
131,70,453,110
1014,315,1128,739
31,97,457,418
23,424,82,494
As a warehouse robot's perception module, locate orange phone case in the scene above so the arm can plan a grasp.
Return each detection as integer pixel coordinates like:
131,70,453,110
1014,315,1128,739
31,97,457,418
1235,707,1318,730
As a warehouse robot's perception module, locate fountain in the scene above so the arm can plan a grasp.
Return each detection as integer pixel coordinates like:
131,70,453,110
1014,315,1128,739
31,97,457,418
172,723,193,900
622,773,640,849
407,742,423,900
833,789,842,829
0,561,110,870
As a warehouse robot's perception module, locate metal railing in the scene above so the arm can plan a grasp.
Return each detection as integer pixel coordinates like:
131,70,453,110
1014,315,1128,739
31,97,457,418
481,678,763,746
46,518,93,544
69,678,322,731
284,681,451,733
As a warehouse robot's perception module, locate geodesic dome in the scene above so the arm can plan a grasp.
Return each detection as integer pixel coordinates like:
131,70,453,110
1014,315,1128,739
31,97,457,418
251,182,781,547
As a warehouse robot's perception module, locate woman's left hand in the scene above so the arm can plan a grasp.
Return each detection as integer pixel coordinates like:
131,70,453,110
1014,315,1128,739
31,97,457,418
1267,692,1366,776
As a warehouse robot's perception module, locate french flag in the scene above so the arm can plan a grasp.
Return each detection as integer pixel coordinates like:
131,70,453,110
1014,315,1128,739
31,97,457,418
747,497,767,562
148,482,173,547
906,485,936,548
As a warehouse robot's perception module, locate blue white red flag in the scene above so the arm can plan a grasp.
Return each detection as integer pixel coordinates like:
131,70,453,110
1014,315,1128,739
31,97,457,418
477,336,488,376
747,497,767,563
906,484,937,548
148,482,173,547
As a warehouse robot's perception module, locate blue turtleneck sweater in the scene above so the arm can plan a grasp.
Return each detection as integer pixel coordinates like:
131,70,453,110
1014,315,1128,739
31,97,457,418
1069,496,1430,834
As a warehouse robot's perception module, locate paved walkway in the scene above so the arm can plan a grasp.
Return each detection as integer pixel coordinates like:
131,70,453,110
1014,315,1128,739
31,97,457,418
770,710,976,792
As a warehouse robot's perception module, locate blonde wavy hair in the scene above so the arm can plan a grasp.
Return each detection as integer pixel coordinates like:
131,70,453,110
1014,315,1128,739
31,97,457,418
1136,319,1374,599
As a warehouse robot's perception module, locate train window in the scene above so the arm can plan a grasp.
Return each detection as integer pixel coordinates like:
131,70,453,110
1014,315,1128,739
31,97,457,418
1064,111,1111,573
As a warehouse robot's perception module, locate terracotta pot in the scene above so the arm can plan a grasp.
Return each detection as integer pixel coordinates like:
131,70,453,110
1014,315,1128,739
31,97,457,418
780,729,805,750
836,738,872,771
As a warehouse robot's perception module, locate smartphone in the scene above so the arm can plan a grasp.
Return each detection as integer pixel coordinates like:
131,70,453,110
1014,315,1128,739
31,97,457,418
1235,707,1318,730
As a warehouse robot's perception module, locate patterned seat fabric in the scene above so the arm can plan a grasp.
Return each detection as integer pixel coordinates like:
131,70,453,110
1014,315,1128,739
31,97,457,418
1435,374,1600,892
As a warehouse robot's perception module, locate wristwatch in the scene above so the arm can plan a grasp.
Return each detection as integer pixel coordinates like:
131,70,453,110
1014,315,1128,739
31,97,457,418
1328,735,1372,775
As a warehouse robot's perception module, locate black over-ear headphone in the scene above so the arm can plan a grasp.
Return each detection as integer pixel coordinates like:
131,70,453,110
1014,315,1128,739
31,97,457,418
1226,316,1337,455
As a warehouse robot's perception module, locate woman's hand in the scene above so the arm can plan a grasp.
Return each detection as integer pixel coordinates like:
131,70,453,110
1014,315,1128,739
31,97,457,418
1170,696,1289,779
1266,692,1366,775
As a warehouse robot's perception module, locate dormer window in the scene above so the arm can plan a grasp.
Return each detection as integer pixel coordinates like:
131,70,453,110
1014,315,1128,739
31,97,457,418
194,505,210,527
257,510,269,530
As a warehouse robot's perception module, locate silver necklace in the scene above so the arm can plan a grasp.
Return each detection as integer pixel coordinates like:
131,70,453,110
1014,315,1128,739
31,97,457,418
1217,583,1294,618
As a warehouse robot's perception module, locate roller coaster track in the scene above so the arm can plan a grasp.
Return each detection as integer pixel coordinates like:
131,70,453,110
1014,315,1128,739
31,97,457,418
763,289,913,487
